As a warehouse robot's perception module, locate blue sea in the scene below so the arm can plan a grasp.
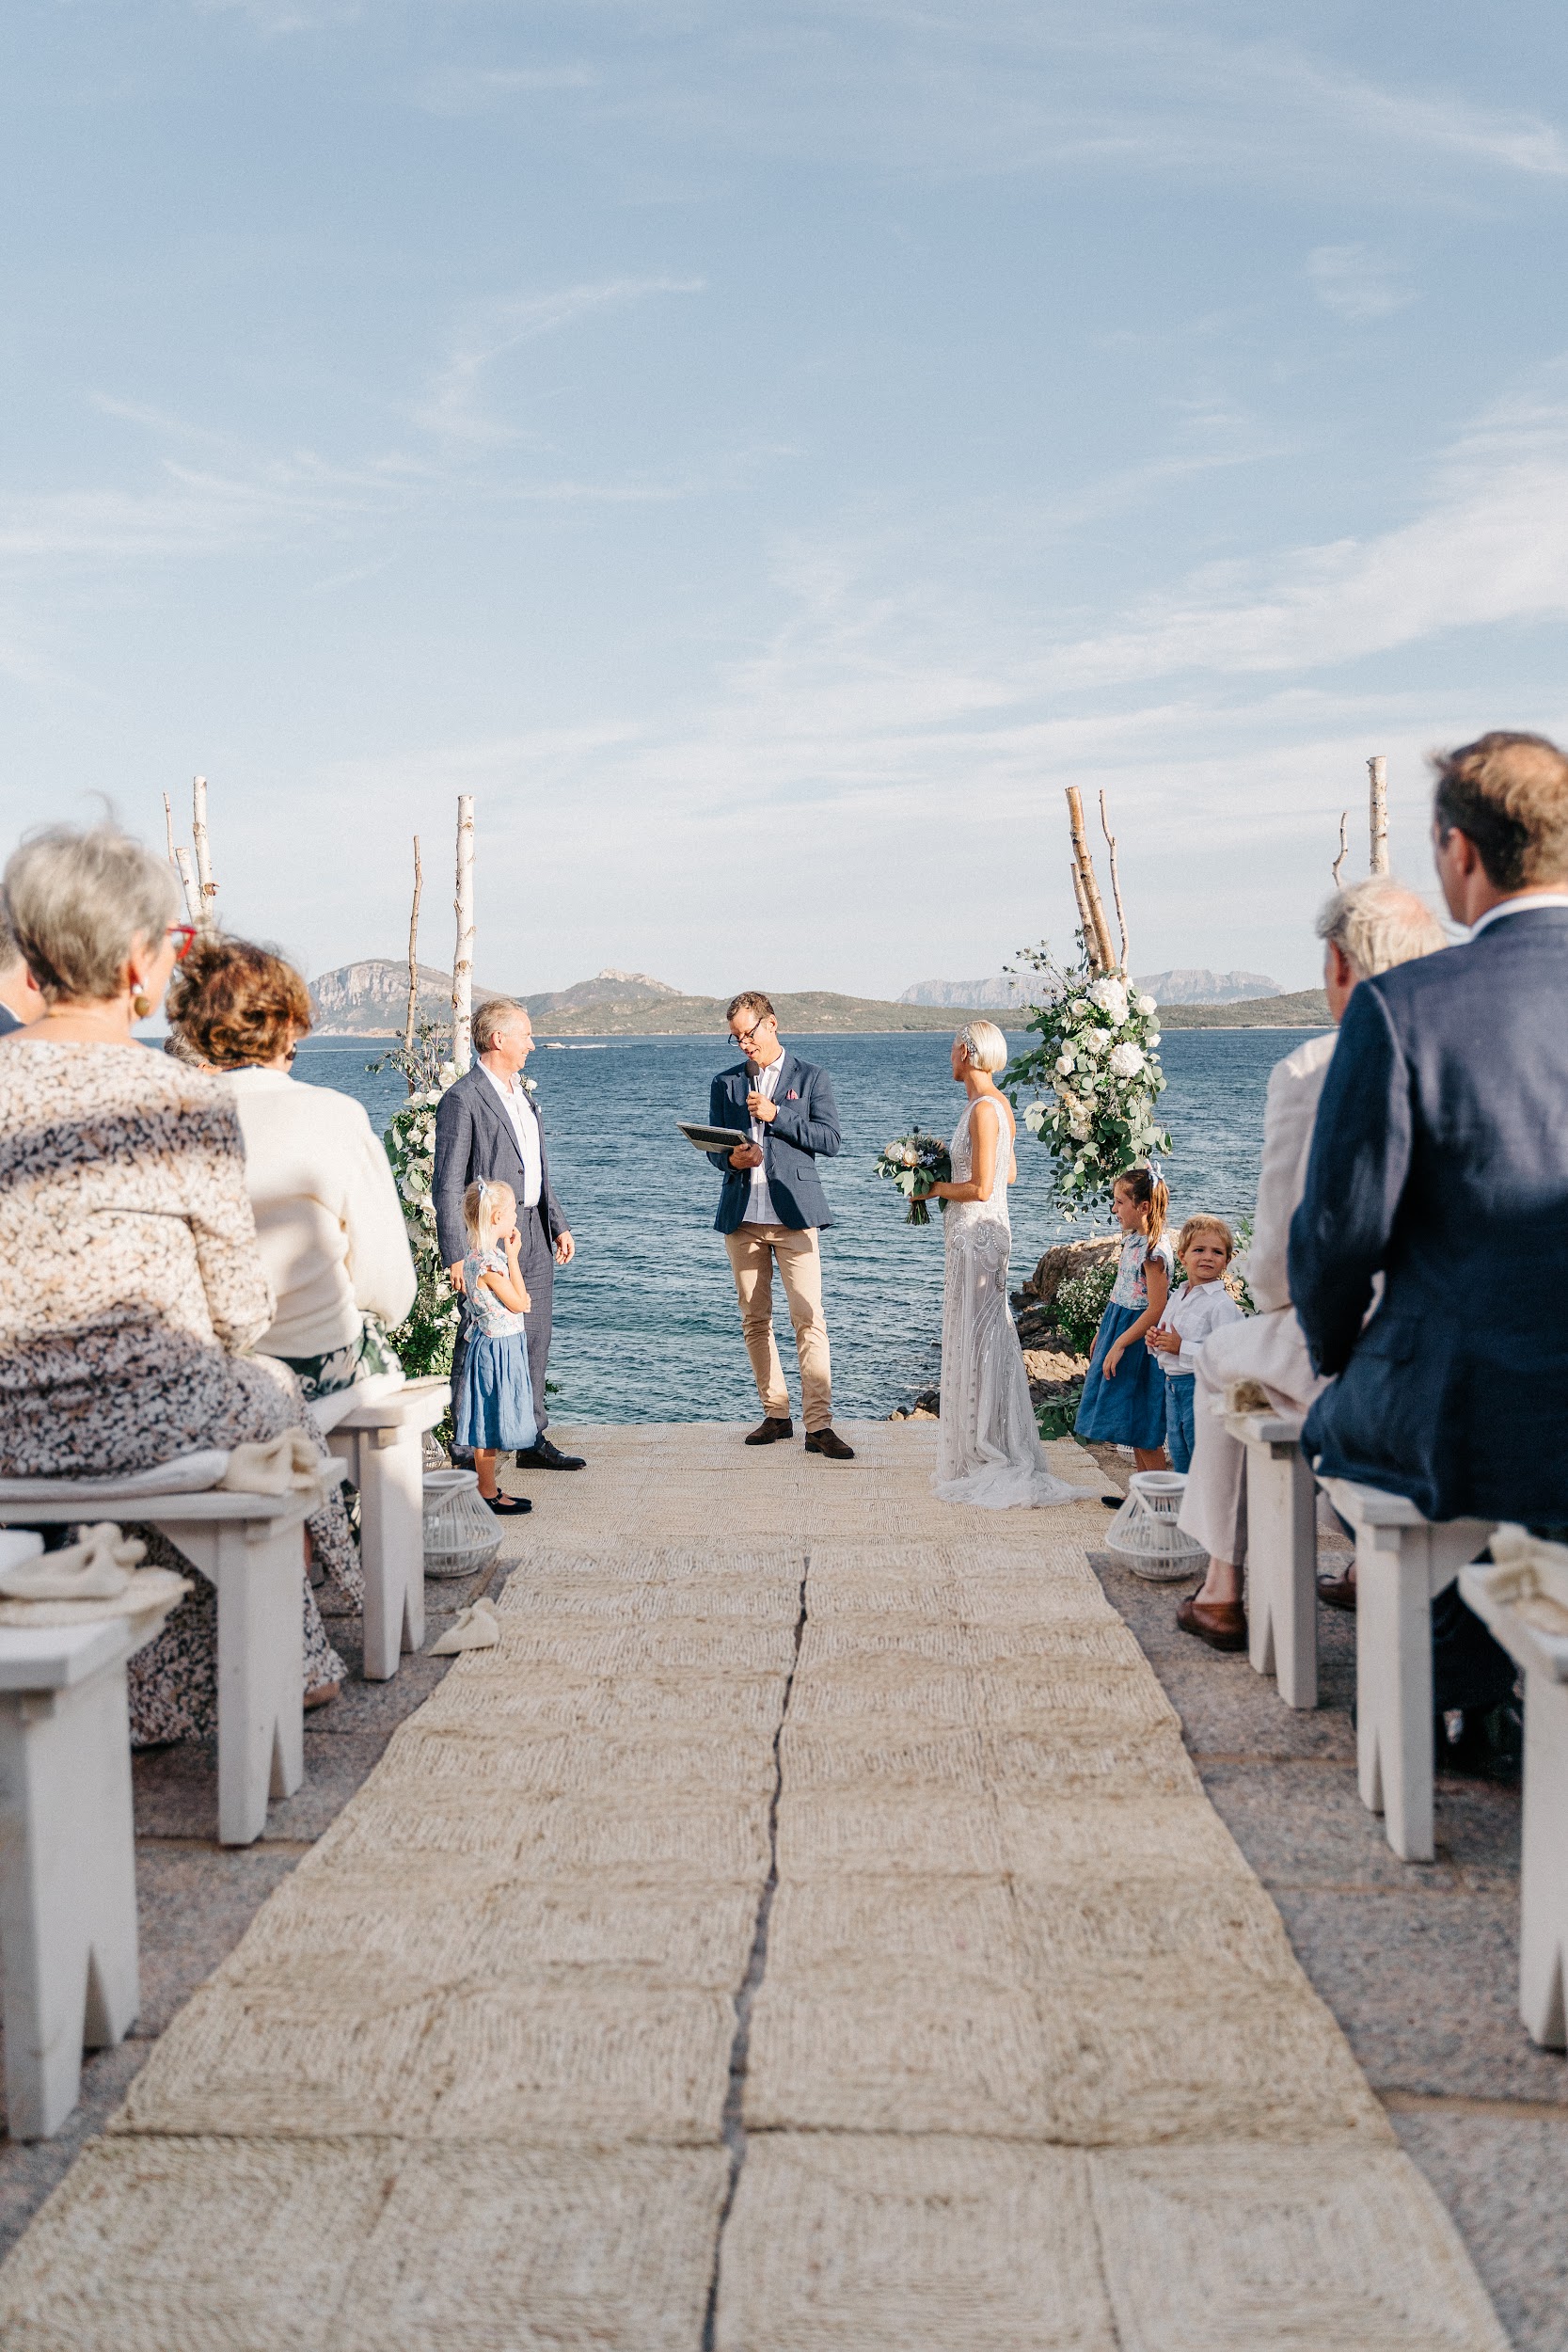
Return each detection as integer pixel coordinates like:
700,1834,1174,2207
294,1027,1323,1424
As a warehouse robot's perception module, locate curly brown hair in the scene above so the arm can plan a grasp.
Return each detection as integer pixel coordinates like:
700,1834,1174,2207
166,936,313,1070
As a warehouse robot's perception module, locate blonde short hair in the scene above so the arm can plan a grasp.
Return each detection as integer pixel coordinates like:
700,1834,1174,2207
1177,1214,1234,1263
955,1019,1008,1073
1315,878,1447,980
463,1178,515,1248
2,823,179,1005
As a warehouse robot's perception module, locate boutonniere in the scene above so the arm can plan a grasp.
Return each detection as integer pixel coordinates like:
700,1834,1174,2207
521,1073,539,1098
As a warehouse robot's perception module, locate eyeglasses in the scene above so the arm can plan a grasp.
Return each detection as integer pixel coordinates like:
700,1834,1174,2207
731,1018,772,1051
166,924,197,962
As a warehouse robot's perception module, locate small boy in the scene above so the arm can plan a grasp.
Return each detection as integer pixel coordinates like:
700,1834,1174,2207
1147,1216,1243,1473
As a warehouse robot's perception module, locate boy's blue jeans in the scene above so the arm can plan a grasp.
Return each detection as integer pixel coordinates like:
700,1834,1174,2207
1164,1375,1196,1473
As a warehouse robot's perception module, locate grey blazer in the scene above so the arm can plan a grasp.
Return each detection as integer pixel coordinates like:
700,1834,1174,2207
434,1064,567,1267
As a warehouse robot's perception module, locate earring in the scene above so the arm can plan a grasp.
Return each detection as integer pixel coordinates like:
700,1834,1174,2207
132,991,151,1019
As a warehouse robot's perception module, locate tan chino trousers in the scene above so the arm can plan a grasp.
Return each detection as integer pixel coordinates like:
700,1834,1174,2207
724,1223,832,1433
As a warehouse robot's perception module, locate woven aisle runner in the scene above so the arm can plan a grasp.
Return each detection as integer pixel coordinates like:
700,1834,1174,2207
0,1422,1506,2349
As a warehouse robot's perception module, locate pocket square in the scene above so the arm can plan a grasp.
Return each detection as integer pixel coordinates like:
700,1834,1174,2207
786,1089,799,1100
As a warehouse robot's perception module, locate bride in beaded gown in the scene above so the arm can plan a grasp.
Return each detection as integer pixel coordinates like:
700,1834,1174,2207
930,1023,1079,1509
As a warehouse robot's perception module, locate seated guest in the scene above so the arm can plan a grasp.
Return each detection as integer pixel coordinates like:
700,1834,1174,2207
0,903,44,1033
1176,879,1446,1649
0,824,353,1735
166,938,415,1400
1293,733,1568,1531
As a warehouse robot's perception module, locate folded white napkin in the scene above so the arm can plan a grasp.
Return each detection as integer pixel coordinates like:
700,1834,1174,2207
219,1431,325,1498
1223,1377,1275,1416
0,1521,146,1601
429,1596,500,1656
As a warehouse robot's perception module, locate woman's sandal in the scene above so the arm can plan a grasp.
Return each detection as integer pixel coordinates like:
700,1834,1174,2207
304,1679,341,1711
483,1493,532,1516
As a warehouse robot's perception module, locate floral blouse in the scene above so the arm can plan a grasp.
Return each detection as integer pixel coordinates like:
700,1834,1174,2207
463,1246,527,1339
1110,1230,1175,1311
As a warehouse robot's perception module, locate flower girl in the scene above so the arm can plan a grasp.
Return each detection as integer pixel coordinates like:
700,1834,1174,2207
1073,1164,1174,1470
456,1179,537,1515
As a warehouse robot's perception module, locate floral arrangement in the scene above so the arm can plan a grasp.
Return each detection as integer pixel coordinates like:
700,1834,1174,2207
370,1020,464,1379
875,1131,953,1225
1004,948,1171,1217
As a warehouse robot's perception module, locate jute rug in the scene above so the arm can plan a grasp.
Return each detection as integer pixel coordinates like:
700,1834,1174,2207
0,1422,1507,2349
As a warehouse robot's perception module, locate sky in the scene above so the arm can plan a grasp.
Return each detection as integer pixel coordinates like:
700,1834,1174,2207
3,2,1567,997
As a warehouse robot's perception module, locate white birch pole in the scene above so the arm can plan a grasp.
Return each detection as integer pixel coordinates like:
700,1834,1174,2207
1098,788,1131,975
1332,810,1350,886
163,792,178,865
191,775,218,931
1368,755,1389,876
403,836,423,1086
173,848,203,926
452,795,475,1073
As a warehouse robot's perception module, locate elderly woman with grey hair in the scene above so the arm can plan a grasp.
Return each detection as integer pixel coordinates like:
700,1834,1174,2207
0,821,355,1736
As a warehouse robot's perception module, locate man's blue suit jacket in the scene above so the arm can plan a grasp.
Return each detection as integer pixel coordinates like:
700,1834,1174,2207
1290,905,1568,1523
435,1064,567,1267
707,1049,840,1233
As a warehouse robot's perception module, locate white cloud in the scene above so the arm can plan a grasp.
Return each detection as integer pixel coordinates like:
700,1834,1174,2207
1307,244,1414,322
414,277,706,445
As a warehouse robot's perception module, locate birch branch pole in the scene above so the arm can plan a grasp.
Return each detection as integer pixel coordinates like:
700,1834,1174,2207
1099,788,1131,975
403,837,423,1077
190,776,218,932
173,849,202,927
1368,755,1389,875
1064,787,1117,974
163,793,178,866
1069,861,1096,963
1332,810,1349,886
452,796,475,1074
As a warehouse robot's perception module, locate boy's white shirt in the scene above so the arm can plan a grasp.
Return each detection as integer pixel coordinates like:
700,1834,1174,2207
1153,1276,1244,1375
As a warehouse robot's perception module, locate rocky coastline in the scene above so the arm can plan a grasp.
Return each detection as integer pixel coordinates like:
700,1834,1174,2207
889,1232,1117,1420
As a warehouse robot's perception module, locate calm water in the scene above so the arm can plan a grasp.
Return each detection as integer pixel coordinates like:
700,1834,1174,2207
295,1027,1323,1423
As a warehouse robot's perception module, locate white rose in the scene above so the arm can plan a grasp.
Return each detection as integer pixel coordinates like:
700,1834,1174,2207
1147,1031,1161,1049
1055,1051,1076,1074
1135,993,1158,1016
1069,998,1087,1018
1109,1042,1146,1078
1088,976,1129,1024
1069,1116,1091,1141
899,1144,918,1168
1077,1029,1106,1057
884,1142,902,1161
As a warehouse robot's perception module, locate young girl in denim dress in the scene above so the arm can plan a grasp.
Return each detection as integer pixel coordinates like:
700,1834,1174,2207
1073,1165,1174,1467
455,1179,537,1515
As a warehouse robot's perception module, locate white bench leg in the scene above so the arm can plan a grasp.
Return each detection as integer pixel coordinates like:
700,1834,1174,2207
1355,1529,1436,1862
0,1666,139,2137
1245,1437,1319,1708
1521,1667,1568,2047
163,1516,305,1845
354,1428,426,1680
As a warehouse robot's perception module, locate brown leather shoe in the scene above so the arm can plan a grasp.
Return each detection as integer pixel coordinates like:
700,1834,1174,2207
804,1426,856,1460
745,1416,794,1445
1176,1592,1248,1652
1317,1568,1357,1612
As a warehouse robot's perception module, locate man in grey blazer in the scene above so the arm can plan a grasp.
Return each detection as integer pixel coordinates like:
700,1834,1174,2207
1175,880,1445,1651
435,997,584,1476
708,991,854,1458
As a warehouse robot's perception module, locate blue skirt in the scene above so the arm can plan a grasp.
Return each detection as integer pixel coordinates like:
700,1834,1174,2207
1074,1302,1169,1450
455,1333,537,1453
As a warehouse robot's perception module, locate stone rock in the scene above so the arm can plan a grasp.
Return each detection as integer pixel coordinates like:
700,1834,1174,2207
1025,1233,1119,1310
1022,1347,1085,1383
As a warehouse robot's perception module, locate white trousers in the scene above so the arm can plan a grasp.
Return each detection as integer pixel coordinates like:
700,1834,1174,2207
1177,1308,1327,1567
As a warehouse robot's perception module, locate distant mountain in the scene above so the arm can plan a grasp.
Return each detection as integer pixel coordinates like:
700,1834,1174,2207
1134,968,1282,1006
1158,989,1330,1029
309,960,1002,1037
899,976,1032,1009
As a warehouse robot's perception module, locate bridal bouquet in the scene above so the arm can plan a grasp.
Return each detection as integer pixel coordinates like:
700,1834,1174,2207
876,1132,952,1225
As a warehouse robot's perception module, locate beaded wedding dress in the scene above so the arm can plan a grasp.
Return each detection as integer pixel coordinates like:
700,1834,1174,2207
934,1095,1079,1509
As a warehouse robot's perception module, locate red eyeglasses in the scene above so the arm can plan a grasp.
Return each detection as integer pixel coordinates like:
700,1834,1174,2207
166,924,197,962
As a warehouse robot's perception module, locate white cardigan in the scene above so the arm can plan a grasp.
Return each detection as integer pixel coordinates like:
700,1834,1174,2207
223,1068,416,1359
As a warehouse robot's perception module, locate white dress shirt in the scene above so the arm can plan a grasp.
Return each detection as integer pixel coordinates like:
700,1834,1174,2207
481,1063,543,1209
1468,891,1568,938
742,1054,785,1226
1152,1277,1243,1376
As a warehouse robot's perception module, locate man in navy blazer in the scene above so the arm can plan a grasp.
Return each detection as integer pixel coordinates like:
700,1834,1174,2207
1291,731,1568,1528
435,997,583,1477
708,991,854,1458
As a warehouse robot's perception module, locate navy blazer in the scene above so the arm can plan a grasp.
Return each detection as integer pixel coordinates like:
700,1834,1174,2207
707,1049,840,1233
435,1064,567,1266
1291,906,1568,1522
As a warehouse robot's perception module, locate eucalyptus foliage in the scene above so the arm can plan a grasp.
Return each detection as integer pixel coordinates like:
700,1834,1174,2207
1004,946,1172,1217
370,1020,464,1379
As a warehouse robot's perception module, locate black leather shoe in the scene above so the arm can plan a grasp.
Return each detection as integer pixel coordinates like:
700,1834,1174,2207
515,1438,585,1471
804,1427,856,1460
745,1416,795,1445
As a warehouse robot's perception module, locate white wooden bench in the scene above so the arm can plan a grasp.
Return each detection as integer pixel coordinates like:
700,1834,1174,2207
1323,1478,1496,1863
1461,1549,1568,2048
0,1592,142,2137
307,1376,448,1679
0,1484,335,1848
1224,1409,1318,1709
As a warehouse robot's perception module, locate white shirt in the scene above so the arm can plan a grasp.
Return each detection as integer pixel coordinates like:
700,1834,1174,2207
742,1054,785,1226
1152,1277,1243,1376
481,1063,543,1209
1468,891,1568,938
